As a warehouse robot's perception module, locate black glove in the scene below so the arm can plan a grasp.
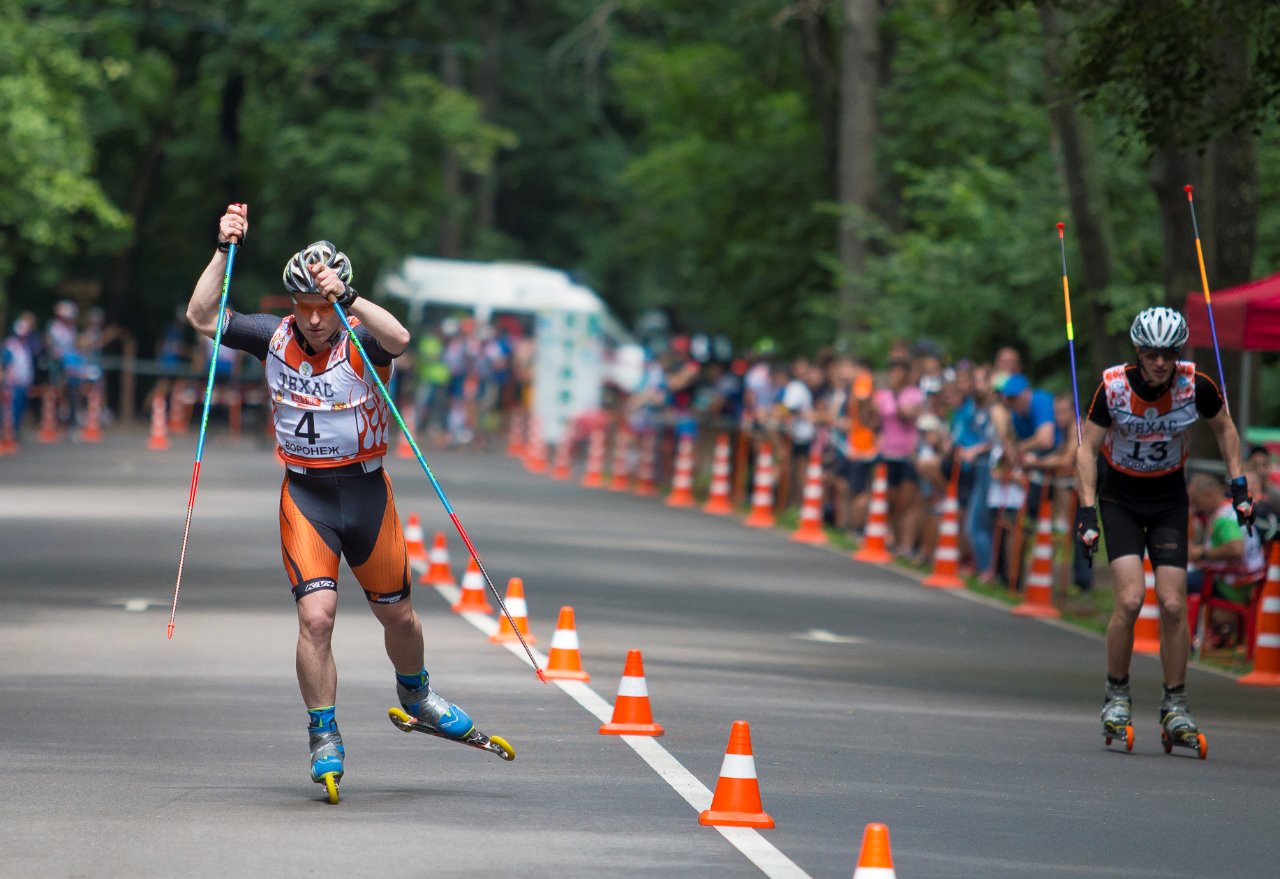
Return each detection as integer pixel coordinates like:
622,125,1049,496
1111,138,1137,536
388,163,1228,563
1231,476,1255,534
1075,505,1099,565
328,284,358,310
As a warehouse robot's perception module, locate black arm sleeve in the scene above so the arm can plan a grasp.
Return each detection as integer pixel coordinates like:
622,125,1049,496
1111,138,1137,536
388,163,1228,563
1194,371,1225,420
353,324,394,367
218,311,279,362
1085,380,1111,429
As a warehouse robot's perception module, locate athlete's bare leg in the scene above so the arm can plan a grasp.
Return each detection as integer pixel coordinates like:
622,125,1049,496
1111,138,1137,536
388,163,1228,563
369,595,425,677
1106,554,1145,679
296,589,338,707
1153,564,1190,688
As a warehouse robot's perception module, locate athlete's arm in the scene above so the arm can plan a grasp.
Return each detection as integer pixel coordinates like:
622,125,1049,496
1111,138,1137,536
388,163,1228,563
1075,419,1106,508
308,263,410,356
187,205,247,339
1207,408,1245,482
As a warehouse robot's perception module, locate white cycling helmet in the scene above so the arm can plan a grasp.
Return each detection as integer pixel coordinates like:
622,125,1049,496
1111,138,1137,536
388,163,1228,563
1130,306,1188,349
282,240,353,294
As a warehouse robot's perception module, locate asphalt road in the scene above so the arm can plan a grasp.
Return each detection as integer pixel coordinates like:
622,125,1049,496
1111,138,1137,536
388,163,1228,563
3,430,1279,878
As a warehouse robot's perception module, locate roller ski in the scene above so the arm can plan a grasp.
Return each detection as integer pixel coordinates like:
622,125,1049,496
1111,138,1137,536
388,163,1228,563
1100,679,1134,753
308,716,345,804
1159,688,1208,760
389,682,514,761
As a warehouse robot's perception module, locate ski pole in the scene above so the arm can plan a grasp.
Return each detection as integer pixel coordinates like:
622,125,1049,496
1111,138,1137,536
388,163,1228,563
331,299,546,684
1184,184,1230,411
1055,223,1084,445
168,239,238,640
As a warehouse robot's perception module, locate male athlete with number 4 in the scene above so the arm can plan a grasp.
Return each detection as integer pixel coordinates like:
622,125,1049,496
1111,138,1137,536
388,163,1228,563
185,204,511,804
1074,306,1253,758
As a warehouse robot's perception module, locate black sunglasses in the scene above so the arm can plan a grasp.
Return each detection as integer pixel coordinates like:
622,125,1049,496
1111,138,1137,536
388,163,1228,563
1138,346,1181,362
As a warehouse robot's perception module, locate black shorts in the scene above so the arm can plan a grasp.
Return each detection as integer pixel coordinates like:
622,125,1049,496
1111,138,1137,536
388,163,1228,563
838,457,876,495
877,457,918,488
1098,492,1188,569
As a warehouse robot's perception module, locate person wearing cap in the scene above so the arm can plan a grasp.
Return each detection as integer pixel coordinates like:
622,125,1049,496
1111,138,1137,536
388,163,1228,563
1075,306,1251,755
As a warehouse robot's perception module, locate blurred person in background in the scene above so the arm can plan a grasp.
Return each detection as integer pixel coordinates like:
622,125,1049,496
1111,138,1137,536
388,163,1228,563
2,313,37,438
45,299,81,426
1186,472,1264,650
874,357,924,560
950,362,994,574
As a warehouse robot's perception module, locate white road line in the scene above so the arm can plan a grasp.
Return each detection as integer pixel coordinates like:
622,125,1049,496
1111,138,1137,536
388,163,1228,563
428,579,811,879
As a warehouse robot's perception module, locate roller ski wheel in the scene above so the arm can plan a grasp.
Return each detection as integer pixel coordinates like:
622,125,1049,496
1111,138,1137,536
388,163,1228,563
388,707,516,761
1161,728,1208,760
1103,723,1135,753
318,771,340,804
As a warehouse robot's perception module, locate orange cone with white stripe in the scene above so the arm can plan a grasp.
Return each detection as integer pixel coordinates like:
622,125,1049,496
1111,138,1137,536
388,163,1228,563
550,437,573,480
489,577,536,644
791,443,828,544
1013,496,1061,618
599,650,663,735
632,432,658,496
580,426,606,489
666,434,696,507
698,720,774,829
743,443,776,528
524,415,547,474
1131,556,1160,654
403,513,428,565
146,394,169,451
544,606,590,681
923,458,964,588
451,557,494,614
37,385,59,444
854,463,892,562
1240,541,1280,686
506,410,525,459
703,434,734,514
78,383,103,442
852,822,897,878
418,531,456,586
0,386,16,455
609,428,632,491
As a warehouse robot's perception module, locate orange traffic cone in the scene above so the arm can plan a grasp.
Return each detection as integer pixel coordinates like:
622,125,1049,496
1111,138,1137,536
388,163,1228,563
853,463,893,563
506,410,525,459
1132,556,1160,654
524,415,547,474
703,434,734,515
544,605,590,681
396,406,415,458
451,557,494,614
418,531,456,586
599,649,663,736
490,577,536,644
698,720,774,829
743,443,776,528
1240,542,1280,686
632,432,658,496
37,385,59,444
852,822,897,878
791,443,828,544
550,437,573,480
403,513,428,566
666,434,696,507
923,457,964,588
580,426,606,489
146,394,169,451
1013,496,1061,618
609,428,632,491
78,383,103,443
0,386,16,455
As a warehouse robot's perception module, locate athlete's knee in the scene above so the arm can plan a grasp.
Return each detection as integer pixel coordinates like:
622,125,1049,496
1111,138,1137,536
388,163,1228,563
1114,589,1145,620
1158,591,1186,620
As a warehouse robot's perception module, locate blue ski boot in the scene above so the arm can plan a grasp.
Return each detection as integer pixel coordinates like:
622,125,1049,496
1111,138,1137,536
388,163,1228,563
396,680,475,739
308,707,344,803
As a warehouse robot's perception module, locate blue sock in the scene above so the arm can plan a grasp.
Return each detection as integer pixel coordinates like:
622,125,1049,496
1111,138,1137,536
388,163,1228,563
396,668,429,692
308,705,337,733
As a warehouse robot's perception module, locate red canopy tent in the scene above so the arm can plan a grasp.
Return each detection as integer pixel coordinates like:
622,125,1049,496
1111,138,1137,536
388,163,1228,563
1185,271,1280,351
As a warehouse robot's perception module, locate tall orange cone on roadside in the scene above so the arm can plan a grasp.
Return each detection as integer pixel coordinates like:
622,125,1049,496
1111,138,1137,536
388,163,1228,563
1131,555,1160,653
923,457,963,588
37,385,59,443
544,606,590,681
524,414,547,474
396,406,416,458
580,426,606,489
418,531,456,586
703,434,734,514
852,822,897,878
146,394,169,451
403,513,428,566
666,434,696,507
632,432,658,496
1240,541,1280,686
599,650,663,736
1013,496,1061,618
743,443,776,528
854,463,892,562
609,427,632,491
550,436,573,480
490,577,536,644
0,386,16,455
78,383,103,442
506,410,525,459
698,720,774,829
451,557,494,614
791,442,828,544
